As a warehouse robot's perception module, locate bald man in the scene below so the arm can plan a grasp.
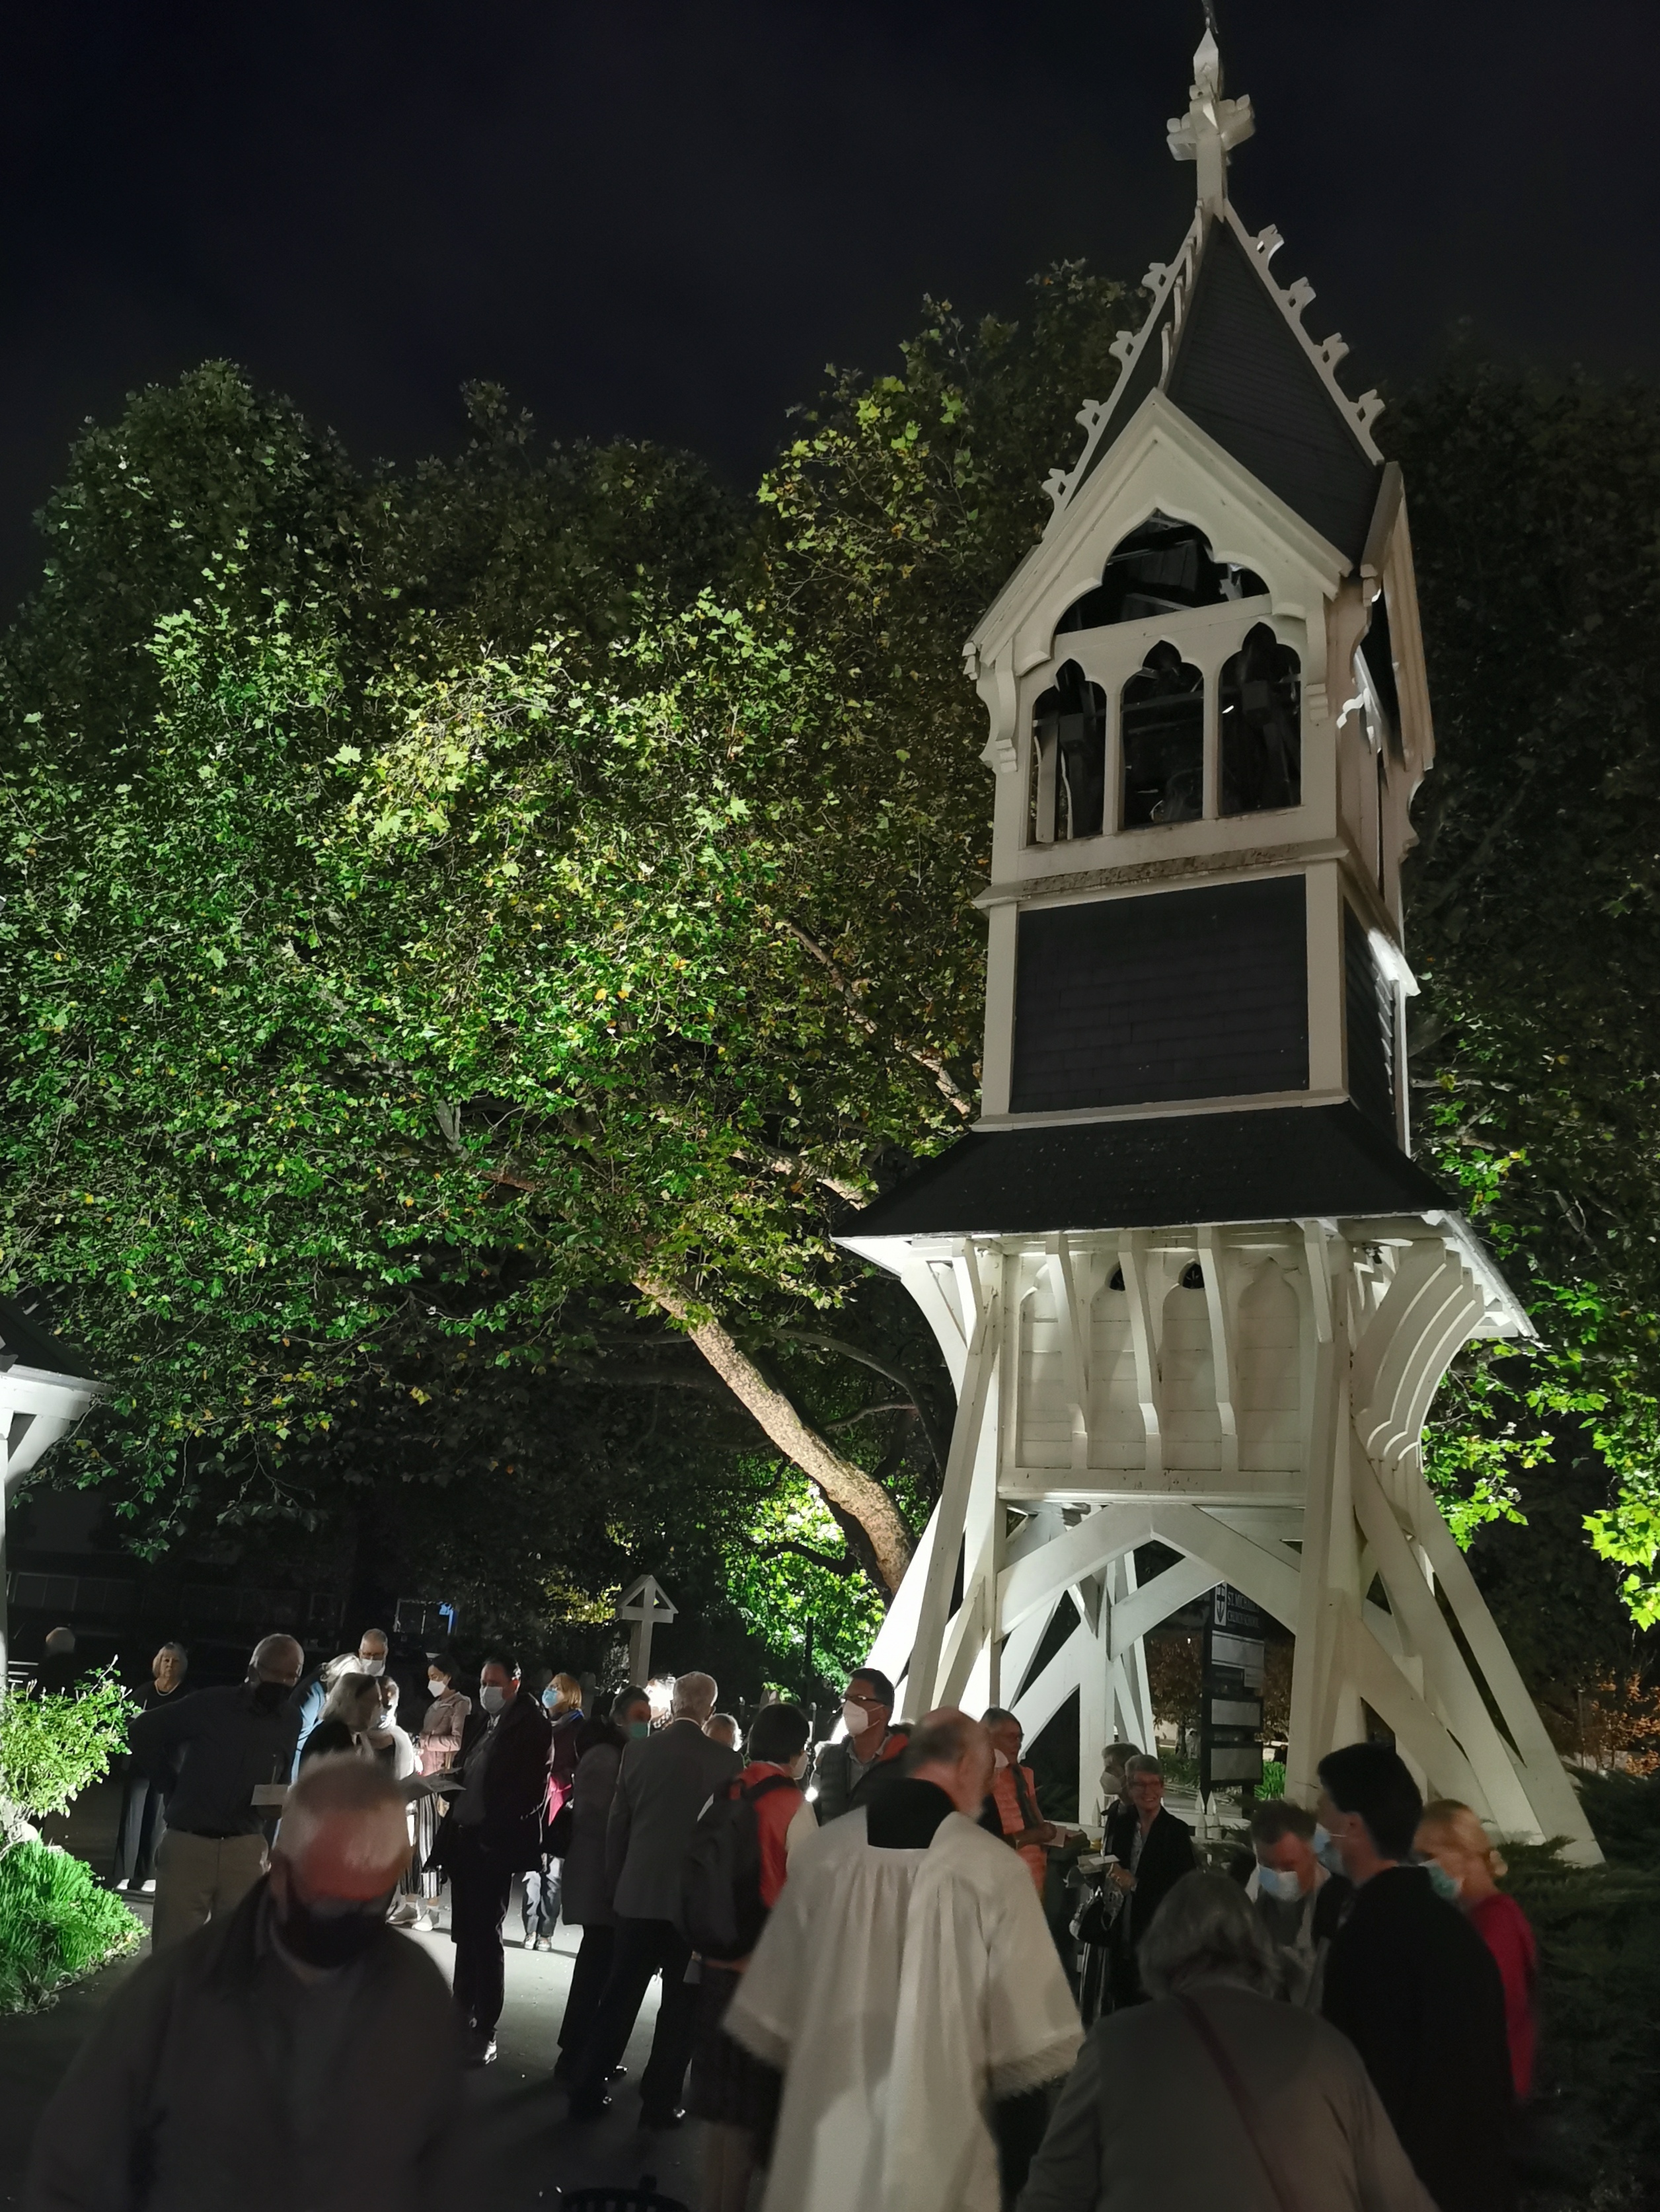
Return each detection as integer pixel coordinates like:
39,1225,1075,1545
132,1631,305,1950
26,1755,462,2212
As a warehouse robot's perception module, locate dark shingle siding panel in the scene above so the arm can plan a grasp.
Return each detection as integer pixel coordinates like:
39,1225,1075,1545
1011,877,1308,1114
1166,221,1381,564
1343,905,1396,1137
846,1103,1451,1240
1075,287,1180,497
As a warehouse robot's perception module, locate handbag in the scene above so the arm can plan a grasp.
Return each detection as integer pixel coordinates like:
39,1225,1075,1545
1178,1996,1307,2212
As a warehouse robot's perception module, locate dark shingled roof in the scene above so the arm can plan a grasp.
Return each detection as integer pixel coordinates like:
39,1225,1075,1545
843,1103,1448,1242
1164,219,1382,564
0,1291,101,1380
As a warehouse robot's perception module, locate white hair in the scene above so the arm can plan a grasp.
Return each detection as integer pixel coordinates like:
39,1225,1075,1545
278,1753,410,1873
671,1672,718,1721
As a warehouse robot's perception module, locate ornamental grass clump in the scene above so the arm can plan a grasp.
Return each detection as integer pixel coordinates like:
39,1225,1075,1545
0,1839,140,2012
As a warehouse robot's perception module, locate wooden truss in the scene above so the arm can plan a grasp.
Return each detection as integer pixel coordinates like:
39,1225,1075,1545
864,1219,1599,1864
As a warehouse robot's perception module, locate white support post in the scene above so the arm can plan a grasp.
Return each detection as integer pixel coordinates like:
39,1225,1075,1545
907,1267,999,1715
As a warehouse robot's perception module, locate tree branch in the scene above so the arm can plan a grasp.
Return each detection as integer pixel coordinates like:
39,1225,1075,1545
780,920,971,1119
771,1328,950,1472
754,1538,856,1578
636,1273,915,1598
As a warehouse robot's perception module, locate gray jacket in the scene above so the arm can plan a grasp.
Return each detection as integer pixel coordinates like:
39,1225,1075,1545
561,1740,622,1927
810,1729,906,1824
605,1718,740,1922
1018,1982,1434,2212
24,1878,463,2212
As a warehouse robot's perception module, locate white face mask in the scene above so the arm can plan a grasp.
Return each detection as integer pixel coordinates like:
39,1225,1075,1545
428,1677,447,1695
480,1685,507,1716
992,1749,1010,1771
1256,1864,1302,1902
841,1700,870,1740
358,1656,385,1677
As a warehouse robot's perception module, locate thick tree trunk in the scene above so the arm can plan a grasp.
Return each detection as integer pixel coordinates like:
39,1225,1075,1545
636,1275,917,1599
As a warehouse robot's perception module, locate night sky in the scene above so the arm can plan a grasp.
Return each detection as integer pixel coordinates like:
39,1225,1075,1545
0,1,1655,608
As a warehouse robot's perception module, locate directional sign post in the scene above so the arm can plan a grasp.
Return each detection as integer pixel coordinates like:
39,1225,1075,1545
1201,1583,1265,1810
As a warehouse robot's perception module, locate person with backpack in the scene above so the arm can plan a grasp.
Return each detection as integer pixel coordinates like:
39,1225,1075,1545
685,1702,815,2212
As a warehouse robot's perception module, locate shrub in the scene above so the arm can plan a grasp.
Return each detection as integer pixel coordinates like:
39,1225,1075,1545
0,1839,141,2012
0,1668,136,1837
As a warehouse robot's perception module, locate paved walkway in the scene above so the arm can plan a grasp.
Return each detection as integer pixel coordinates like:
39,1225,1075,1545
0,1873,698,2211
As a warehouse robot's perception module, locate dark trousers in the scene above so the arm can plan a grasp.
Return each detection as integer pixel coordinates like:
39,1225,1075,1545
449,1837,513,2038
557,1923,615,2059
573,1915,698,2117
110,1775,165,1889
521,1856,562,1942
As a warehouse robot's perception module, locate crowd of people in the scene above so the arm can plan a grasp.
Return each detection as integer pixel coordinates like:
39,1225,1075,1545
19,1631,1541,2212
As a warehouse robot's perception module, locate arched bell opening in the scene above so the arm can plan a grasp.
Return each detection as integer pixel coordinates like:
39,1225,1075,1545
1056,511,1266,634
1219,622,1302,817
1121,642,1204,828
1028,660,1108,844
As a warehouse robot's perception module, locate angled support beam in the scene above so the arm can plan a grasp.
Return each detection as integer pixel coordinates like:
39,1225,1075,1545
907,1278,999,1713
1108,1554,1217,1660
999,1502,1156,1635
1147,1500,1302,1631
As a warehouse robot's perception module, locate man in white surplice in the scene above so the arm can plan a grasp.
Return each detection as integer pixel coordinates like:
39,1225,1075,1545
725,1709,1082,2212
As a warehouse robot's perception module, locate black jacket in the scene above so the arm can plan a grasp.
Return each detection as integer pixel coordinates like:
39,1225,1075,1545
23,1878,461,2212
1322,1864,1514,2212
1104,1802,1197,1948
435,1690,553,1870
130,1683,299,1838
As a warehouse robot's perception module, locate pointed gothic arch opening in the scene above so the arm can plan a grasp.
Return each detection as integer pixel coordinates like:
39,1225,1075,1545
1219,622,1302,816
1056,512,1266,634
1028,660,1108,844
1121,642,1204,827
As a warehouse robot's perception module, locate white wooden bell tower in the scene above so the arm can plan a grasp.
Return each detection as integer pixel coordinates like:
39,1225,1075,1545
841,30,1598,1862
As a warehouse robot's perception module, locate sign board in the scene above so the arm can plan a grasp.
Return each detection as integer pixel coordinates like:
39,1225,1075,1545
1201,1582,1265,1802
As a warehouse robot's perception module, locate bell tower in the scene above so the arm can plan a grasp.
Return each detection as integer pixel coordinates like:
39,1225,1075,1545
841,31,1599,1860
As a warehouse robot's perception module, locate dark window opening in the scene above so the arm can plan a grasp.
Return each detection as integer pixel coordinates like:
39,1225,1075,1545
1030,661,1107,844
1057,512,1266,634
1108,1265,1125,1292
1180,1262,1205,1290
1359,590,1402,759
1122,643,1204,829
1220,623,1302,816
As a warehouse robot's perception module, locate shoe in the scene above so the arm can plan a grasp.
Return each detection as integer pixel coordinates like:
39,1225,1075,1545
464,2036,498,2068
641,2106,687,2129
141,1880,157,1894
567,2093,611,2121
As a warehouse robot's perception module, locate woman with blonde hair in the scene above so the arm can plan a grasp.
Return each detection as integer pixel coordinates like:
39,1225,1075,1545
1414,1799,1538,2100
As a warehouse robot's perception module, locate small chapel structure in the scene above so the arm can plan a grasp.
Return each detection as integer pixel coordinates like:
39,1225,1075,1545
841,30,1598,1861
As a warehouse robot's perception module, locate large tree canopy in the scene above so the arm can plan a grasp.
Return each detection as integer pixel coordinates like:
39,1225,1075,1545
5,282,1660,1687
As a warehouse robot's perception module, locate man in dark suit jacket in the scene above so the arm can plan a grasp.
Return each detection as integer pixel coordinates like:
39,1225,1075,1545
1103,1753,1197,2004
432,1652,552,2065
568,1670,740,2125
1319,1741,1514,2212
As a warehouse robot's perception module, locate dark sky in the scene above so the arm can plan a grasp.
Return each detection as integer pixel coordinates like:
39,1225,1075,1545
0,1,1655,608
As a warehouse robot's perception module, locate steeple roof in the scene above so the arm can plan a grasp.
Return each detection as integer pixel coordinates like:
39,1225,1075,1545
1045,30,1385,568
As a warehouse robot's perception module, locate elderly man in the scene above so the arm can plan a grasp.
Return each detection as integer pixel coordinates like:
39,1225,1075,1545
132,1633,304,1950
1102,1753,1197,2004
727,1709,1081,2212
430,1652,552,2065
25,1753,463,2212
567,1669,740,2125
290,1625,392,1776
110,1641,190,1895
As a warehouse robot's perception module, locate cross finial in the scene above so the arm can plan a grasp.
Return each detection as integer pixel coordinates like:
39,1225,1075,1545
1166,21,1254,209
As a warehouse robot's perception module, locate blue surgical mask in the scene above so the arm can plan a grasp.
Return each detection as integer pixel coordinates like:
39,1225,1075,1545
543,1687,560,1711
629,1720,650,1739
1423,1859,1463,1903
1312,1823,1346,1876
1256,1865,1303,1903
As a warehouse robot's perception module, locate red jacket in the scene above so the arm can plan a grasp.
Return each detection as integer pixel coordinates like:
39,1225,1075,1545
1468,1890,1537,2100
739,1759,806,1909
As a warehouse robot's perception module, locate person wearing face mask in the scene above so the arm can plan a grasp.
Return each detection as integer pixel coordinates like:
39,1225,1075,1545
1415,1799,1538,2102
416,1654,471,1775
288,1626,392,1779
725,1709,1081,2212
521,1672,585,1950
132,1633,305,1952
1318,1742,1514,2212
1246,1796,1353,2007
24,1753,463,2212
687,1701,816,2212
428,1653,552,2064
553,1686,652,2081
810,1668,911,1824
979,1707,1057,1892
567,1670,741,2125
